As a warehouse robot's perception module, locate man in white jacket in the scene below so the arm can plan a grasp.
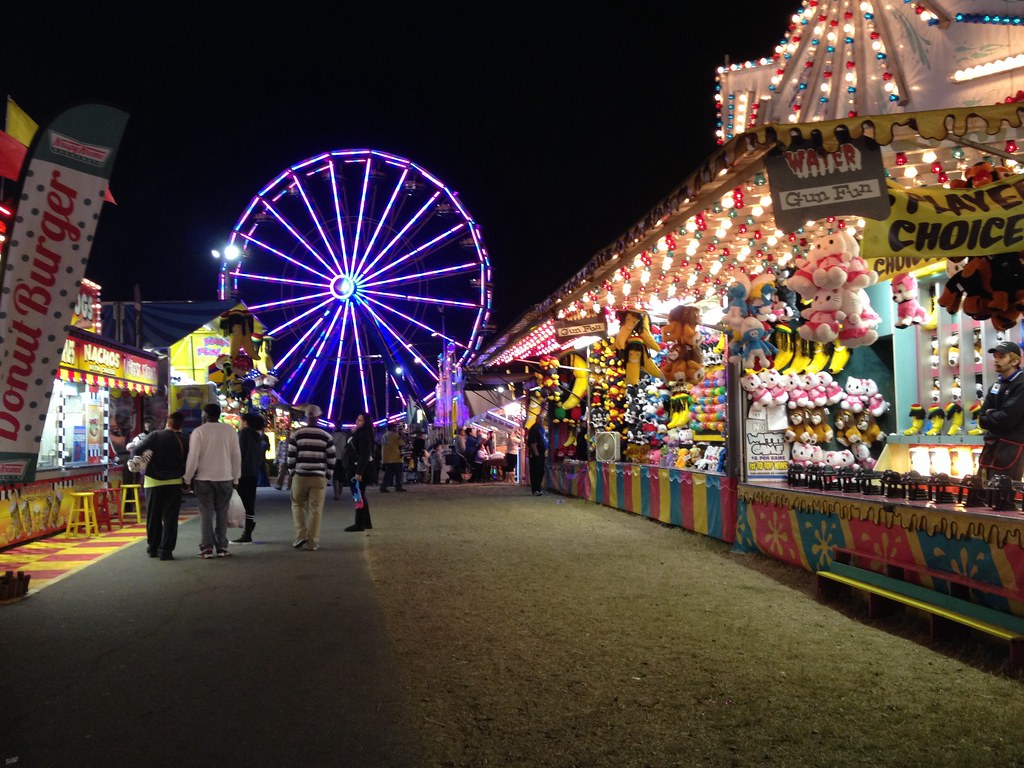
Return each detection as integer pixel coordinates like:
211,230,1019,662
184,403,242,559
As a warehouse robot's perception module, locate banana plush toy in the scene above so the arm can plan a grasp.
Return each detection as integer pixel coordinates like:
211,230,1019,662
615,309,665,386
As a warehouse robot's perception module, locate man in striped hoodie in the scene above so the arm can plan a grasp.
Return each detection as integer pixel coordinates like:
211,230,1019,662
287,404,335,551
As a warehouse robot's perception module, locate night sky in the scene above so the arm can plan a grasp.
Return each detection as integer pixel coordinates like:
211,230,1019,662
0,3,798,334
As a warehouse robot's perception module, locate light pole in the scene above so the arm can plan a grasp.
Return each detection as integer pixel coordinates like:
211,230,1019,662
212,244,242,300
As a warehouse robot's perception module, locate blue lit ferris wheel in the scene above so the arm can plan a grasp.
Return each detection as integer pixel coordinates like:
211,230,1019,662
227,149,492,426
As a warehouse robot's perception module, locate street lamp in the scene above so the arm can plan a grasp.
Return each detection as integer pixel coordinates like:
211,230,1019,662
212,244,242,300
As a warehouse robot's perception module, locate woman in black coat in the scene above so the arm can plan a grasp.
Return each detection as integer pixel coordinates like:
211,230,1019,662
344,411,375,531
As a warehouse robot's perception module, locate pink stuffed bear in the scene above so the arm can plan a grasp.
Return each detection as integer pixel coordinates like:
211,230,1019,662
891,272,928,328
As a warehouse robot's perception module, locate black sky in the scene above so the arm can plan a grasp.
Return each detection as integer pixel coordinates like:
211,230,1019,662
0,3,797,334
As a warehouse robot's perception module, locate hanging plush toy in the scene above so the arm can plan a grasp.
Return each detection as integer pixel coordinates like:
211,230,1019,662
220,306,261,362
733,316,778,371
891,273,928,327
615,309,665,386
659,305,705,384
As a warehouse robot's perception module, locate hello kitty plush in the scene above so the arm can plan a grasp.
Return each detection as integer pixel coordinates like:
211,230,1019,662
840,376,869,413
801,372,828,408
850,441,874,470
860,378,889,417
758,368,788,406
817,371,844,406
798,287,845,343
789,231,879,347
791,441,815,467
740,371,771,406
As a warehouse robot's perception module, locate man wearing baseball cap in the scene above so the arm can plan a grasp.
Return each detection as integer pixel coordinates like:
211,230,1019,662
978,340,1024,481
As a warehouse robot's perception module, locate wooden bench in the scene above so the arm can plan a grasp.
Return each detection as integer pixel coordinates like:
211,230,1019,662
817,561,1024,673
832,546,1023,606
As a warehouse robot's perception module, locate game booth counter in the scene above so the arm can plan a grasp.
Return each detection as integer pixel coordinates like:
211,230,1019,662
470,0,1024,620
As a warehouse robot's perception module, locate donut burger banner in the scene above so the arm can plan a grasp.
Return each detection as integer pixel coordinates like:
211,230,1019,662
0,104,129,483
862,174,1024,260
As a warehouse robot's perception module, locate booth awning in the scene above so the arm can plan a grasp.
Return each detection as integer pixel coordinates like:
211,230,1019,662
58,367,156,394
750,103,1024,152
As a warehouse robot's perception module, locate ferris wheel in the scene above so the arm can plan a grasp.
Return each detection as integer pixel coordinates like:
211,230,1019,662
227,149,491,427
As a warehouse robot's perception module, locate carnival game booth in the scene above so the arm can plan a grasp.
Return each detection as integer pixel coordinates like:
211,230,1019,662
0,323,158,549
472,3,1024,598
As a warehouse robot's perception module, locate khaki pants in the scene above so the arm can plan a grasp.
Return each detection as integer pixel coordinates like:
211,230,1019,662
291,474,328,545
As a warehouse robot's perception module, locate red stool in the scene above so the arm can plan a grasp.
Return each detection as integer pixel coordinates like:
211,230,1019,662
92,488,121,531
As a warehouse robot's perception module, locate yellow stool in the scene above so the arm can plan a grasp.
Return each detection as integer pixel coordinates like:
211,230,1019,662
120,484,143,525
66,492,99,538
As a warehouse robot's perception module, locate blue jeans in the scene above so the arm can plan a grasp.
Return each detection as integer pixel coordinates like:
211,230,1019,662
193,479,233,551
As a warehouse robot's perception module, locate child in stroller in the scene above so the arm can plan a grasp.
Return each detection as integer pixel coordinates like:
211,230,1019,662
445,449,467,483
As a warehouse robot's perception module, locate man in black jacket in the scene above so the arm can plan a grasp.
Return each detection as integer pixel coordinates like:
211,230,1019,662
130,411,189,561
979,341,1024,481
233,413,265,543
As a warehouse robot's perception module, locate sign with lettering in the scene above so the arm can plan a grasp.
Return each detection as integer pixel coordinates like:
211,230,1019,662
59,333,158,387
745,414,789,479
862,174,1024,260
0,104,129,483
70,281,101,332
765,135,889,234
554,315,608,340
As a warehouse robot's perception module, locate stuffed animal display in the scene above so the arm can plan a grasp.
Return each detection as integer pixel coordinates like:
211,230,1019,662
785,230,880,348
786,373,888,471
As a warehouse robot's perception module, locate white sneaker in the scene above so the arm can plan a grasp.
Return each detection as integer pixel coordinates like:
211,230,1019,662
306,543,319,551
292,538,307,549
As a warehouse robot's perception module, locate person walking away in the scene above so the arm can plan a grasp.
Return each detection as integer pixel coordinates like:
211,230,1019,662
274,431,291,490
130,411,188,560
978,340,1024,481
379,422,406,492
344,412,375,532
233,413,264,543
430,443,444,484
527,419,547,496
183,403,241,559
288,405,335,551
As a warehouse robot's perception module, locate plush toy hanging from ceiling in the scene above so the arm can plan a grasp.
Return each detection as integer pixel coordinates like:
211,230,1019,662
220,304,262,371
614,309,665,386
786,229,880,348
659,305,705,385
937,161,1024,331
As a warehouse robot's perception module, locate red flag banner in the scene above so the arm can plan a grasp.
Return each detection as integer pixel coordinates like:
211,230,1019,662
0,129,27,180
0,104,129,482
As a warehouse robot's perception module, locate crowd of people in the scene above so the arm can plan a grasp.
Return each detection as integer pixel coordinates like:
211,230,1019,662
128,403,547,559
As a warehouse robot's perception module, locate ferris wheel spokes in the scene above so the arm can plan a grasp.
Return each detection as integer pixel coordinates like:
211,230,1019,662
363,261,479,289
236,232,334,282
273,312,329,373
356,189,440,279
266,297,335,338
259,198,337,277
292,305,345,404
362,222,465,284
361,289,478,309
327,302,354,422
359,298,440,379
353,166,409,277
289,171,342,273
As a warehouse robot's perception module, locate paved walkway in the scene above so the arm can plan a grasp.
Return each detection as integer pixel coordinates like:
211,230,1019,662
0,484,432,768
